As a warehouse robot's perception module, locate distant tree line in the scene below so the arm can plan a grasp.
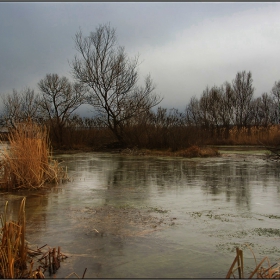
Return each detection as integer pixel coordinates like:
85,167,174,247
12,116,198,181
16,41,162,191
186,71,280,136
1,23,280,150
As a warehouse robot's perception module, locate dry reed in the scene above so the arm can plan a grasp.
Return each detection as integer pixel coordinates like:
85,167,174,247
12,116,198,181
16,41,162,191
0,198,68,278
0,120,68,190
0,198,30,278
0,198,27,278
222,125,280,146
226,246,280,279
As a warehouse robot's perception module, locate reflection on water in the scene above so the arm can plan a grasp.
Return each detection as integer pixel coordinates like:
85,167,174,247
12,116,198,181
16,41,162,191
1,151,280,278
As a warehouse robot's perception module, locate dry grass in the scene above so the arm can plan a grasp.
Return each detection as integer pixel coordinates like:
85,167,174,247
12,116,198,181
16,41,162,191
0,120,68,190
218,125,280,146
226,246,280,279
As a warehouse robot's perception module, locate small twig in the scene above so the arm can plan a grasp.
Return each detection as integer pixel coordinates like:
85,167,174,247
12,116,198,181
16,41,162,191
248,257,268,279
38,251,49,262
37,244,48,251
82,268,87,279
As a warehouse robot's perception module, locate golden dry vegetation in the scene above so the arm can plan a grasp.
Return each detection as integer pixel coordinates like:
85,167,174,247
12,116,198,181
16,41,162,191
0,120,68,190
226,247,280,279
0,198,68,278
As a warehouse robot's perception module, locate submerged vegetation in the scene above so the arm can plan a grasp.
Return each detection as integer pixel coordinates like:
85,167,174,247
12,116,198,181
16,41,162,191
0,120,68,190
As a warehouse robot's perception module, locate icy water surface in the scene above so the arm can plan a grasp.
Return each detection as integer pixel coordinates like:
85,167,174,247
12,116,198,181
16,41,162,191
1,148,280,278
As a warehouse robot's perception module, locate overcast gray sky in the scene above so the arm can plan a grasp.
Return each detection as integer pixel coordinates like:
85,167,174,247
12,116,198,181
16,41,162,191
1,2,280,115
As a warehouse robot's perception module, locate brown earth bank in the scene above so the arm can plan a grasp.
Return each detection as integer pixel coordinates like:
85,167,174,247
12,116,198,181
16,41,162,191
53,144,220,157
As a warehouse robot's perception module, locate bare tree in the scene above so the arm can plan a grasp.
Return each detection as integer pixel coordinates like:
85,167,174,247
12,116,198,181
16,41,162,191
271,80,280,124
218,82,235,131
38,73,86,146
1,88,41,128
185,96,201,127
206,86,223,128
71,23,162,145
199,86,212,129
256,93,274,126
232,71,254,127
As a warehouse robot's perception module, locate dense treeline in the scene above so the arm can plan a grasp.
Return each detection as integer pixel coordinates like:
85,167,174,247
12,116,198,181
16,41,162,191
1,24,280,150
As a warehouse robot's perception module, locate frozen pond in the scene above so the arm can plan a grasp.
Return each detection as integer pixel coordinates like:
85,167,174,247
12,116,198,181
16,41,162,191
1,147,280,278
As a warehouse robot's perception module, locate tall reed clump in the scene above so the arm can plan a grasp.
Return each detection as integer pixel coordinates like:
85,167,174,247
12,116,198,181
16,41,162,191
0,120,68,190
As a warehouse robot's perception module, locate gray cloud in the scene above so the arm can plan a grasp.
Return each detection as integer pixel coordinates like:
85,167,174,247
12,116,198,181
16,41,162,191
0,2,279,114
